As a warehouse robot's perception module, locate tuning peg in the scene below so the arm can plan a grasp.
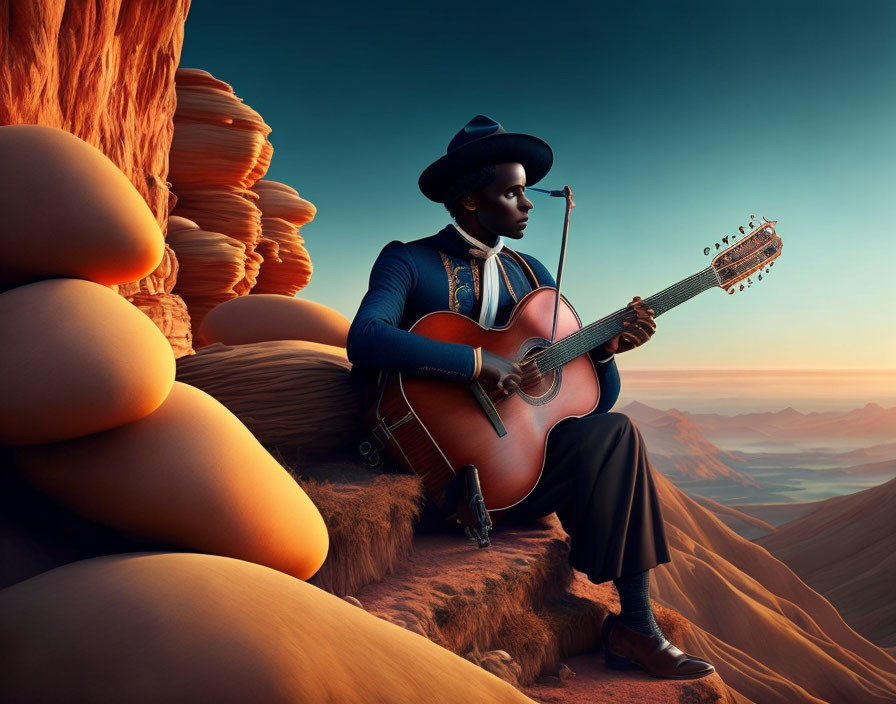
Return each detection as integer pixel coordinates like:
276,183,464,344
738,226,746,234
749,221,756,229
769,261,774,267
722,236,729,245
747,277,753,286
728,288,735,294
765,266,770,273
703,247,711,255
715,242,721,250
761,216,769,223
739,283,745,291
758,273,763,280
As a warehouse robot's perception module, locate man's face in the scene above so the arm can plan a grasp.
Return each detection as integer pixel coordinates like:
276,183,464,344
468,162,534,239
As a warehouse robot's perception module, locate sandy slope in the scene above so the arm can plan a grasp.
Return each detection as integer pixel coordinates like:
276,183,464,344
758,476,896,649
652,471,896,703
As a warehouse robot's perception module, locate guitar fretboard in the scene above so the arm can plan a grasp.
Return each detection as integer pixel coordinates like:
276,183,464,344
530,266,720,373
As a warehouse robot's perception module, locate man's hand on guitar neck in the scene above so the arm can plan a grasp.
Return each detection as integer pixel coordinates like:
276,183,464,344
600,296,657,357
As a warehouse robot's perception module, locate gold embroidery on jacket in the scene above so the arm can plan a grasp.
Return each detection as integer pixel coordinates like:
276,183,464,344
439,251,469,312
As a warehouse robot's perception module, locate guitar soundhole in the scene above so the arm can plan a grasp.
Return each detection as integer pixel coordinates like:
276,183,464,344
518,339,561,406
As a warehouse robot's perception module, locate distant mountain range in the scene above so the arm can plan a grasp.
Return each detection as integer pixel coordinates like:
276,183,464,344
619,401,758,487
679,402,896,447
620,399,896,506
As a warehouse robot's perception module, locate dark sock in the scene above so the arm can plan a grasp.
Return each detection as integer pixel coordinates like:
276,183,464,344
612,569,667,642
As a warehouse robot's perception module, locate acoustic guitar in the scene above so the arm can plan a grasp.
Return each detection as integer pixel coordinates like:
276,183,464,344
364,220,783,514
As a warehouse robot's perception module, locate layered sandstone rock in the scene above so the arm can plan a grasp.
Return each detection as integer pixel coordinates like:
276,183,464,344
168,68,271,335
0,0,193,354
251,179,315,296
167,70,319,342
165,215,247,340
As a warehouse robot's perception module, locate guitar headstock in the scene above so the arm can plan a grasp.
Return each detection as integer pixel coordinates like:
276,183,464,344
709,219,783,293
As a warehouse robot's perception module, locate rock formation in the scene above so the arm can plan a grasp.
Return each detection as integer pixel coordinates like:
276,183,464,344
198,293,350,348
166,68,317,342
175,340,362,456
4,4,894,703
251,179,315,296
0,553,535,704
0,0,193,356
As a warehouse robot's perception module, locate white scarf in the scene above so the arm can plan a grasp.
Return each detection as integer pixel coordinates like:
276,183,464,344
452,222,505,328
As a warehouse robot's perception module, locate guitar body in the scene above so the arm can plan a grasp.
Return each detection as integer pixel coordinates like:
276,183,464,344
370,287,600,512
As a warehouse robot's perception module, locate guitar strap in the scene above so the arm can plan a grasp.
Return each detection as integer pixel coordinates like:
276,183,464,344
502,247,542,290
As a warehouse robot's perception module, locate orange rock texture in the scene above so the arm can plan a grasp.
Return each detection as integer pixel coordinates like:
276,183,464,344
0,0,193,355
250,179,315,295
167,68,317,342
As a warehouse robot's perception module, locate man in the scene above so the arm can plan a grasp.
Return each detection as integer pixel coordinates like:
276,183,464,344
346,115,715,679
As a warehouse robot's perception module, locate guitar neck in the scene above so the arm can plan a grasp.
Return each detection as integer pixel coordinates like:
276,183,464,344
533,266,720,373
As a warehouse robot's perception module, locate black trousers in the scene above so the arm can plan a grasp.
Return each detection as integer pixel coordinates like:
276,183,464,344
503,412,671,584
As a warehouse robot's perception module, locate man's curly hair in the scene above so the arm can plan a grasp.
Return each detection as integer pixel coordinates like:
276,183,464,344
442,164,497,219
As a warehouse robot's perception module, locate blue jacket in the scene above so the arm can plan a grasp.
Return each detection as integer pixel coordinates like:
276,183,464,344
347,223,620,414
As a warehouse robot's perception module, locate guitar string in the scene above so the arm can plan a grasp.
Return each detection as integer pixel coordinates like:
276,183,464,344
536,277,711,370
530,267,717,372
523,242,778,376
536,253,769,371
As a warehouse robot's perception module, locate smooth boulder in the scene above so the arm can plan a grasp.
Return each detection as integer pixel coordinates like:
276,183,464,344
0,278,175,444
0,124,164,287
0,553,534,703
200,293,350,348
14,382,329,581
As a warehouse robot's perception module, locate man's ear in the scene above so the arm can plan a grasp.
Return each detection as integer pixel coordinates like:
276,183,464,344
461,194,478,212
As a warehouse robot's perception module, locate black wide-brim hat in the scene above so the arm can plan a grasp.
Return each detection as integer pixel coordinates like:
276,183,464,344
418,115,553,203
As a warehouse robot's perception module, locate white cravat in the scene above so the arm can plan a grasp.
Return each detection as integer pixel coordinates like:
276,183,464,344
451,222,505,329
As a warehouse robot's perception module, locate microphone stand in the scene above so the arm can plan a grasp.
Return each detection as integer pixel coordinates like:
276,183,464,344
527,185,575,342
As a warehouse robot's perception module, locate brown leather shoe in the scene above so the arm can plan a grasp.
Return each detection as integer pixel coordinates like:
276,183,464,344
601,613,715,680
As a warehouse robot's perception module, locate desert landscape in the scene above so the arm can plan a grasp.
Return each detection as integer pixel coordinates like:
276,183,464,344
1,2,894,703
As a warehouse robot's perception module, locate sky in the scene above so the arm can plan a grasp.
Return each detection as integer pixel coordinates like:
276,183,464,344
179,0,896,372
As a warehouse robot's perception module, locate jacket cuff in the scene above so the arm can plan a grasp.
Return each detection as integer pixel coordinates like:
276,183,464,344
471,347,483,379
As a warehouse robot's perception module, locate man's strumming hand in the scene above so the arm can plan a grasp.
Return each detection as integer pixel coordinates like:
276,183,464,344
476,349,522,396
600,296,656,357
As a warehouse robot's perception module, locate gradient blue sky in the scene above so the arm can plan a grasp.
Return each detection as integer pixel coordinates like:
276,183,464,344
180,0,895,370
